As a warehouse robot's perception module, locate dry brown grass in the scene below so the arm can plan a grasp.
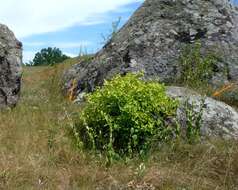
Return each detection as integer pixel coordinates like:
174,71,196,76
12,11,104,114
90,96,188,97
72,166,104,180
0,59,237,189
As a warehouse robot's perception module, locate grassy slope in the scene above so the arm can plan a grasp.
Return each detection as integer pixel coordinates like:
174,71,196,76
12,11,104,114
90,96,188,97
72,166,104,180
0,59,237,189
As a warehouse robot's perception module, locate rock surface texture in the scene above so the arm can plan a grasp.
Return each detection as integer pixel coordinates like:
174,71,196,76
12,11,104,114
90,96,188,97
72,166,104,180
0,24,22,108
166,86,238,139
63,0,238,96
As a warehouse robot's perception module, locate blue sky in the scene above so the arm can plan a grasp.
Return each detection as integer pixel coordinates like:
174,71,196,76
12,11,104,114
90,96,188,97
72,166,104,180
21,1,143,62
0,0,144,63
0,0,237,63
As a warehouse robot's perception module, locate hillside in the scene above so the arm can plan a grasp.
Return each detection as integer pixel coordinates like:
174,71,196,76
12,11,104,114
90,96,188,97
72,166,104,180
0,59,237,189
1,0,238,189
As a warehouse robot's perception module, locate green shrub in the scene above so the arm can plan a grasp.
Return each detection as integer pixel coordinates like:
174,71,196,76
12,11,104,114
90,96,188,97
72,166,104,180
179,41,217,88
183,98,205,143
74,73,179,160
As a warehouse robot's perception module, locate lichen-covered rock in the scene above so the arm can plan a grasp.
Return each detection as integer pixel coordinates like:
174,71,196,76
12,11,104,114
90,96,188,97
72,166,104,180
166,86,238,139
63,0,238,97
0,24,22,109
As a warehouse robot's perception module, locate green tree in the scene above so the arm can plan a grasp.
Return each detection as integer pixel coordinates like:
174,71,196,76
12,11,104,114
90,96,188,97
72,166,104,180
32,47,69,66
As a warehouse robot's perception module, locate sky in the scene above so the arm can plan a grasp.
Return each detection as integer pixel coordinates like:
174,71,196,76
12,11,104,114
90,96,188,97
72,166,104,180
0,0,237,63
0,0,144,63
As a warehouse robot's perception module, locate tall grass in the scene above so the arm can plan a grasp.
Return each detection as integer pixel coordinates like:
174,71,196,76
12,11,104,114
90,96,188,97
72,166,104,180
0,58,237,189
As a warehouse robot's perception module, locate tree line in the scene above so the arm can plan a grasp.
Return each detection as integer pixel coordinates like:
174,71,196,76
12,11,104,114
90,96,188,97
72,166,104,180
26,47,69,66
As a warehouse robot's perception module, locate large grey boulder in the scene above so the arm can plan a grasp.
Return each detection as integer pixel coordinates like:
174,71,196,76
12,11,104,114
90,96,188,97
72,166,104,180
166,86,238,139
0,24,22,109
63,0,238,97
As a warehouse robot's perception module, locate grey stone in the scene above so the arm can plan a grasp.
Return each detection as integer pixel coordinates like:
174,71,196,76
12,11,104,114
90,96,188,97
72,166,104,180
166,86,238,139
62,0,238,139
63,0,238,97
0,24,22,109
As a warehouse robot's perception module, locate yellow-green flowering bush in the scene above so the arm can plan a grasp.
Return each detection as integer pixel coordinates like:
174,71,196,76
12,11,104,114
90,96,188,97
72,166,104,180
76,73,179,158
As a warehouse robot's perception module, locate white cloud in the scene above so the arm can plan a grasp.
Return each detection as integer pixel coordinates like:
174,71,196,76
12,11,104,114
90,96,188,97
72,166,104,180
24,42,46,47
54,41,92,49
0,0,143,38
24,41,92,49
23,51,37,63
64,52,78,58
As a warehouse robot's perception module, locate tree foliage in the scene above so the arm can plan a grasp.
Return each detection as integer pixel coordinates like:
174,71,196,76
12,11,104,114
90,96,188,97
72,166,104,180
31,47,69,66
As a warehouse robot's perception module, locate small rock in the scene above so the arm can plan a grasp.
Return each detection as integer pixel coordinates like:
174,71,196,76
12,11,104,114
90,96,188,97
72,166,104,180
166,86,238,139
